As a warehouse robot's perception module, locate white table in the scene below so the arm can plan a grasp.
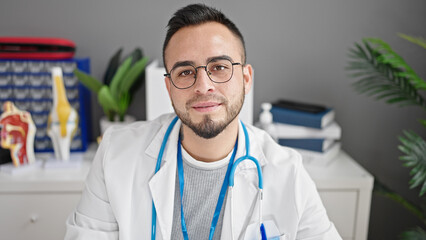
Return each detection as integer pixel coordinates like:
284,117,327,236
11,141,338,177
0,149,372,240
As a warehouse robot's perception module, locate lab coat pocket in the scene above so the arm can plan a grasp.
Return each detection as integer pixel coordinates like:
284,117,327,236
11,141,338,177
243,219,287,240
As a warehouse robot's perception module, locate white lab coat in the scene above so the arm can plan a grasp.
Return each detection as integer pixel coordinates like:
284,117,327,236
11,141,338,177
65,113,341,240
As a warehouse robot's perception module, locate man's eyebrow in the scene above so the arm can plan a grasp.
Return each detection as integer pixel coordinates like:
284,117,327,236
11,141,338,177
206,55,233,63
170,55,234,70
171,60,195,70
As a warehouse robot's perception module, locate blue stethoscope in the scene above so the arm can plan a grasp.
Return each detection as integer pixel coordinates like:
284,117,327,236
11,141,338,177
151,116,266,240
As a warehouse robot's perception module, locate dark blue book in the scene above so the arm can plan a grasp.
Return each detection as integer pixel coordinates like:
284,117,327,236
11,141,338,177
278,138,335,152
270,106,335,129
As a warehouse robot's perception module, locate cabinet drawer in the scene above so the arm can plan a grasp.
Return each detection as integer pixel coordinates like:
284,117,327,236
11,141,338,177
318,190,357,239
0,192,81,240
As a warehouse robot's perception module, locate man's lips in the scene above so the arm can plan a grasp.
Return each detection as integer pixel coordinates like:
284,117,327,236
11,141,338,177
191,102,222,112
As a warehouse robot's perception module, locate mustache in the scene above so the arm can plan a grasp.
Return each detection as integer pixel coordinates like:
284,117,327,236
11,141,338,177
185,94,228,108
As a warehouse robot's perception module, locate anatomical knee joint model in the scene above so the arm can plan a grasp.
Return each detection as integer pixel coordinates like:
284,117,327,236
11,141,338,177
0,101,36,167
47,67,79,161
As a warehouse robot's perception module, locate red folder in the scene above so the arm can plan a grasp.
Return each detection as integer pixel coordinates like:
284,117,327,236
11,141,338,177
0,37,75,60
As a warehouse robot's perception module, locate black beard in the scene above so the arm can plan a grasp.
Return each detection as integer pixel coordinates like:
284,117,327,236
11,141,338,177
184,114,230,139
173,87,245,139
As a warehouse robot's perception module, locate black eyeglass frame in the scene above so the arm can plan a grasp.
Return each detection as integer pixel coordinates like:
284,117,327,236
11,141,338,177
164,60,242,90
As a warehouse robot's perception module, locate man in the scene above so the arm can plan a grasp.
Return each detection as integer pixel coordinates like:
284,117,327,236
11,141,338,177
65,4,341,240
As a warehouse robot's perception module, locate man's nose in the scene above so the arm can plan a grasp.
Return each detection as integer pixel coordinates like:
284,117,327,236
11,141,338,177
193,67,215,94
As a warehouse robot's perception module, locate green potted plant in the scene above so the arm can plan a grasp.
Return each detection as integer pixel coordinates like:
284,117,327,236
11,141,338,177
347,34,426,239
74,48,148,133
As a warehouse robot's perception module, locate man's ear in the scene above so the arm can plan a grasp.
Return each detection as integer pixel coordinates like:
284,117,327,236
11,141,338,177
242,64,253,95
165,76,172,98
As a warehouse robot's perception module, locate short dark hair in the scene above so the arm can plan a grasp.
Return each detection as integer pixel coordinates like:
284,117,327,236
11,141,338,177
162,4,246,71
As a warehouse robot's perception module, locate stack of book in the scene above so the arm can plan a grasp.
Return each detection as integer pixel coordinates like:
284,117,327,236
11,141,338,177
269,99,341,166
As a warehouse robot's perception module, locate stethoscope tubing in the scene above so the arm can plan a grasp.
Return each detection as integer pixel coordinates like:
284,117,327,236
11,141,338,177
228,122,265,240
152,116,266,240
151,116,179,240
229,122,263,188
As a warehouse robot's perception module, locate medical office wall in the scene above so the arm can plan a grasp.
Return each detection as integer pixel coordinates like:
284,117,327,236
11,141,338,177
1,0,426,239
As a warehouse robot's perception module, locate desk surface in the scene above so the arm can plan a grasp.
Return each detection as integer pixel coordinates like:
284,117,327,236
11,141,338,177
0,147,373,193
0,147,96,192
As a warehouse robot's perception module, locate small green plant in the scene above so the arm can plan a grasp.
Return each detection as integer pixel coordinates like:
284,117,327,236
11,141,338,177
347,34,426,239
74,48,148,122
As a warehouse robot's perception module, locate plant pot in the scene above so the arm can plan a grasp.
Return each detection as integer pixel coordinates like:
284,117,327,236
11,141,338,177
99,115,136,135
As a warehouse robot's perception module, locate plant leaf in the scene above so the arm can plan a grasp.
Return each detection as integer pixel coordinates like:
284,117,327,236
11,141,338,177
98,85,119,117
346,38,426,109
111,57,149,116
374,179,425,222
119,56,149,95
130,48,143,65
103,48,123,85
118,92,131,121
419,119,426,128
399,227,426,240
399,131,426,196
73,69,103,94
398,33,426,50
109,56,133,100
367,38,426,90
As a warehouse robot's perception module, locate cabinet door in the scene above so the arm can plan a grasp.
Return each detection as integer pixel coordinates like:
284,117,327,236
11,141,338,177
0,192,81,240
319,190,358,240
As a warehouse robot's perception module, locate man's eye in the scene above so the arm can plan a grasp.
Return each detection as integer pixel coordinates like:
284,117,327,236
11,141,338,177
179,70,194,77
212,65,227,71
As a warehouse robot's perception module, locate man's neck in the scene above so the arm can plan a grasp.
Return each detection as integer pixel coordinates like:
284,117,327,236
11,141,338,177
180,119,239,163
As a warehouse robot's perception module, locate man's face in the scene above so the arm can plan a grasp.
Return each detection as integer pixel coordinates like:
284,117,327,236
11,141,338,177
164,22,252,139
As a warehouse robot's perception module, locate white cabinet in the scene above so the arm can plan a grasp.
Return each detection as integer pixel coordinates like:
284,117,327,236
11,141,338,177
0,193,82,240
305,151,374,240
0,150,373,240
0,161,91,240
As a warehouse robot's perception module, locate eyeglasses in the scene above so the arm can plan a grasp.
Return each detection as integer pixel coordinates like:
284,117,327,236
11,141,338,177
164,58,242,89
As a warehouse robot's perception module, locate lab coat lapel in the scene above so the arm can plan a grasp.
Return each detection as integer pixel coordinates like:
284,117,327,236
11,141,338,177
147,117,181,240
221,122,267,239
